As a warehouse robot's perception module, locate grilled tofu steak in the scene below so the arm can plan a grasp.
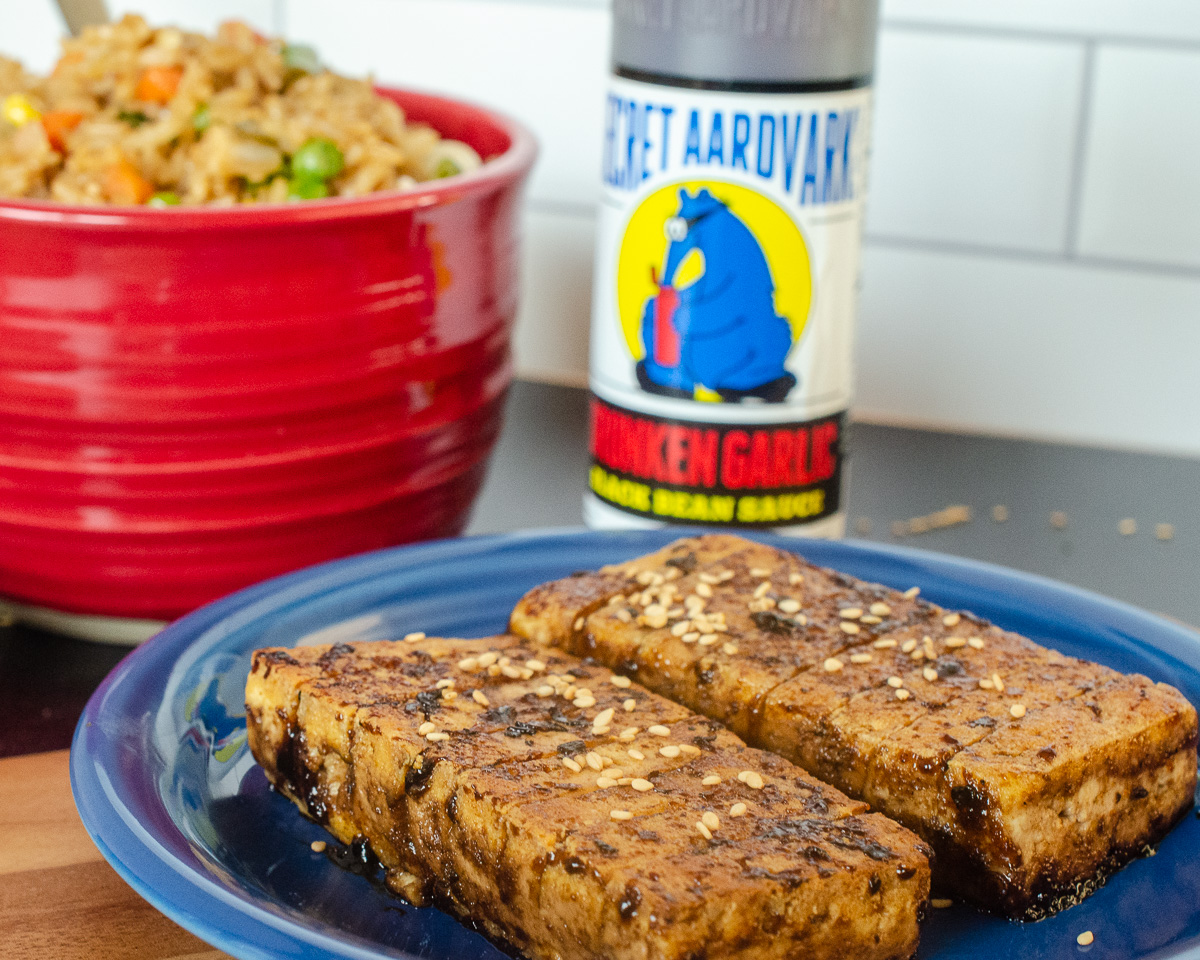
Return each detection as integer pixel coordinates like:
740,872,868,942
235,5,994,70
510,534,1199,919
247,634,932,960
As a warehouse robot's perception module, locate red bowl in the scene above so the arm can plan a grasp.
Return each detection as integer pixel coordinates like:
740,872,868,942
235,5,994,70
0,88,537,621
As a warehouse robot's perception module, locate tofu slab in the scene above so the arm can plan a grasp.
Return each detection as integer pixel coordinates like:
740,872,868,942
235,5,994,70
246,634,931,960
509,534,1199,919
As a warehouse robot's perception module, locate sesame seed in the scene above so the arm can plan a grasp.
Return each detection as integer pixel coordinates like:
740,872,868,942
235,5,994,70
946,637,967,648
644,603,667,617
719,570,735,581
901,639,918,653
903,587,920,599
699,633,719,646
696,582,714,598
895,689,911,700
616,609,633,622
1077,931,1094,946
586,752,604,771
870,602,892,616
753,581,772,599
874,638,898,649
426,731,450,742
840,622,861,635
681,632,699,643
619,727,639,741
1050,511,1068,529
722,643,739,655
436,679,454,689
478,652,499,667
860,615,883,624
979,678,994,690
730,802,748,817
671,621,690,636
563,757,582,773
702,775,722,785
472,690,490,706
887,676,904,688
696,821,713,840
750,567,772,578
924,637,936,658
606,766,624,778
631,778,654,792
535,685,554,697
597,776,617,788
702,811,720,830
1119,518,1137,536
968,637,985,649
404,632,426,643
574,695,597,708
851,653,873,664
652,745,677,759
573,617,585,631
741,771,764,790
624,698,637,712
680,744,702,756
610,675,632,688
699,572,720,584
457,657,478,671
418,721,436,735
923,667,938,682
992,672,1005,692
840,608,863,619
649,725,670,737
311,840,327,853
628,748,645,760
943,613,961,627
788,572,804,585
610,809,633,821
931,898,953,909
594,707,616,727
824,657,844,672
526,659,546,671
501,664,522,679
778,599,801,614
593,725,611,736
1157,523,1175,541
1010,703,1027,718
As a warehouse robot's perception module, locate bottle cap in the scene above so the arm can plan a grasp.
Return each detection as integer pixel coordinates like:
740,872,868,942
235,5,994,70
612,0,879,86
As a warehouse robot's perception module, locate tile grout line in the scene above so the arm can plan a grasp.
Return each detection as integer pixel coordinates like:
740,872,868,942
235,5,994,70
1062,40,1097,258
881,18,1200,53
864,233,1200,281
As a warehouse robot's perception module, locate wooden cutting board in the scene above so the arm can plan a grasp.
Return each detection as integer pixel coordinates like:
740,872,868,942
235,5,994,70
0,750,232,960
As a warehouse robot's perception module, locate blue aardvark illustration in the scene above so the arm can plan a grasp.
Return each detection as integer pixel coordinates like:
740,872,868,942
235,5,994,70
636,187,796,403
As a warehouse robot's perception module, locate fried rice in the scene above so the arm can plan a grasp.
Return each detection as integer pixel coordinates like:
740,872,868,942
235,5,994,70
0,14,482,205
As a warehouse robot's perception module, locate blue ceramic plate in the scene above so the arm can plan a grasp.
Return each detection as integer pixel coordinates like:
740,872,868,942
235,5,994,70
72,529,1200,960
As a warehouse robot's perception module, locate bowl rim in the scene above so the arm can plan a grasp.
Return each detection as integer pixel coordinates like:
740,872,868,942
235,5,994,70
0,85,538,231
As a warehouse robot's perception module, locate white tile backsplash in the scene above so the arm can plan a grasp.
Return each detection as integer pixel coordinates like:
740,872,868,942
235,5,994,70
4,0,1200,453
856,244,1200,455
882,0,1200,44
514,207,595,385
1,0,66,74
867,29,1085,252
287,0,609,208
1076,47,1200,270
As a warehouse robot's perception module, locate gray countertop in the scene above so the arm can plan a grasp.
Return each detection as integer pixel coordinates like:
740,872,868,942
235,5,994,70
470,380,1200,629
3,378,1197,757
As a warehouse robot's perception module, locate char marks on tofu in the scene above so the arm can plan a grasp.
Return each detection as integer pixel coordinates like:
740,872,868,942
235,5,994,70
509,533,1199,920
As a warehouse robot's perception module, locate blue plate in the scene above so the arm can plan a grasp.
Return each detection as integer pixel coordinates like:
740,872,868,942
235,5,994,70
71,529,1200,960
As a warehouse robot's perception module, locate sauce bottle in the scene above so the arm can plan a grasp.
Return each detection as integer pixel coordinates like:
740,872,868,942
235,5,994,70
585,0,880,538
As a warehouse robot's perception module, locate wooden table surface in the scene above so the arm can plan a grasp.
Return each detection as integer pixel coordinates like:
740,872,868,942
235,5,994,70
0,750,232,960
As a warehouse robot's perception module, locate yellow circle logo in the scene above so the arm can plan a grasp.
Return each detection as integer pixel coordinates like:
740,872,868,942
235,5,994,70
615,180,812,403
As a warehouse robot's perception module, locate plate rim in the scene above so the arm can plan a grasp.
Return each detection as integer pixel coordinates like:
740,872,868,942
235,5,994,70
70,526,1200,960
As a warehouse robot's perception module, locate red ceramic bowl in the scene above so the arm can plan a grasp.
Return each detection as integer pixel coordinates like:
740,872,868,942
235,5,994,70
0,88,536,622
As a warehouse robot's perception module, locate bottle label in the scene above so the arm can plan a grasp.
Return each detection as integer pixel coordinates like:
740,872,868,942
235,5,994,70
588,75,872,532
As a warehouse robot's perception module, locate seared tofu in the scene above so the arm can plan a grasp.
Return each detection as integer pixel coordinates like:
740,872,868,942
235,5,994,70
247,633,932,960
509,534,1199,919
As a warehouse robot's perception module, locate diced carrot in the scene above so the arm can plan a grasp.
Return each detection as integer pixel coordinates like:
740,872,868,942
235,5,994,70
135,65,184,105
41,110,85,152
104,158,155,205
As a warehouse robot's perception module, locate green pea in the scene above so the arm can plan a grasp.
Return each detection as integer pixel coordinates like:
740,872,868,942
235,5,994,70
287,177,329,200
282,44,320,74
434,157,461,179
291,137,343,182
192,103,210,133
147,191,181,207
